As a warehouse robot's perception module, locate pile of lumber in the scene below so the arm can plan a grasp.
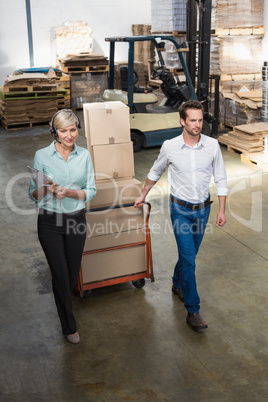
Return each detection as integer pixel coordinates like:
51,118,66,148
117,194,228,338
218,122,268,153
0,72,67,130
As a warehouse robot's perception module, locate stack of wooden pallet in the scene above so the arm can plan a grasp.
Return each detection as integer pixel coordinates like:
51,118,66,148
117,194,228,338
55,74,71,109
218,122,268,153
58,54,108,75
0,73,67,130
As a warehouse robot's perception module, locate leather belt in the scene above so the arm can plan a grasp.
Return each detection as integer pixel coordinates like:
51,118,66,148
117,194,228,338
170,195,213,210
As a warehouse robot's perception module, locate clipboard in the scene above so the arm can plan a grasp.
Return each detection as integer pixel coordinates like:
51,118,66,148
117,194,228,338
27,165,52,187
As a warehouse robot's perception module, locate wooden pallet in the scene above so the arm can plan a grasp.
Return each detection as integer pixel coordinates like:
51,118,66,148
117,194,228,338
1,119,50,130
3,84,58,93
241,152,268,172
218,134,263,154
57,98,71,108
0,86,67,100
60,65,109,74
219,73,262,82
211,26,265,37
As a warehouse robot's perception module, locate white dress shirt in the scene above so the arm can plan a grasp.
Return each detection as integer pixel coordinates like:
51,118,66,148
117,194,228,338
147,134,229,203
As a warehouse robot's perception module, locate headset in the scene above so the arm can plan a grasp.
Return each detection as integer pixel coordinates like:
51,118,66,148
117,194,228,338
50,109,81,143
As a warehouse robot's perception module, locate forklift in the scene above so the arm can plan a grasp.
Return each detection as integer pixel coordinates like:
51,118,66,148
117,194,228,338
103,0,219,152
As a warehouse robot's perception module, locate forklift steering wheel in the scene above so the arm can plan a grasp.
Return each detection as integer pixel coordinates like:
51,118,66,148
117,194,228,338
151,66,169,79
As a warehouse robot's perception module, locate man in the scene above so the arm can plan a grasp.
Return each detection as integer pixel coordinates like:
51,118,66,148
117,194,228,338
134,100,228,331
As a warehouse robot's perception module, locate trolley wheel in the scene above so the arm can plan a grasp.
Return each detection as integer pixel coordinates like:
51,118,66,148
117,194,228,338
83,289,92,297
132,279,146,288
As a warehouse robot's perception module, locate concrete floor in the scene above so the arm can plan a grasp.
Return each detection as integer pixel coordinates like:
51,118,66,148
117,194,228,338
1,113,268,401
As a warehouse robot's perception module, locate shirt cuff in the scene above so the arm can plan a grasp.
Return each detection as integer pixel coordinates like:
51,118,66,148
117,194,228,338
83,188,97,203
216,188,229,196
147,172,161,182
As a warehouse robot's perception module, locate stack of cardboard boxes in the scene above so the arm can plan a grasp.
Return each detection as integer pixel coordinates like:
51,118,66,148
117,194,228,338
78,101,150,292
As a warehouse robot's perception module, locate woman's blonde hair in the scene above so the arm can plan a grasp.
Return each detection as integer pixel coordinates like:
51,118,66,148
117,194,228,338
50,109,80,130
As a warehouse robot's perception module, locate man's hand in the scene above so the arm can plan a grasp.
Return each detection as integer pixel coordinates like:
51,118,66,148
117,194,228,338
216,211,226,227
134,178,157,208
134,195,146,208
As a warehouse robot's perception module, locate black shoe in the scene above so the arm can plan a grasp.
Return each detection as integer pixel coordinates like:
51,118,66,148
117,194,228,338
186,313,208,331
172,285,184,302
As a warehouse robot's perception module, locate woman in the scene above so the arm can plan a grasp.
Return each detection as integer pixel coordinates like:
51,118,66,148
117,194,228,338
28,109,96,344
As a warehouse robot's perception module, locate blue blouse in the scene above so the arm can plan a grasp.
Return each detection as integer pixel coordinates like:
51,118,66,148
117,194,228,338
28,141,96,213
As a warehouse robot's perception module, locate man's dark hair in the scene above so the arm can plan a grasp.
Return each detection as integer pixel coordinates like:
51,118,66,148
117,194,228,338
179,100,204,121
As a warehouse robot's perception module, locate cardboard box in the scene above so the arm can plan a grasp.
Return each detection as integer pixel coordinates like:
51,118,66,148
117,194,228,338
81,244,146,284
84,205,144,250
83,101,131,145
86,178,143,209
84,228,145,252
90,142,135,181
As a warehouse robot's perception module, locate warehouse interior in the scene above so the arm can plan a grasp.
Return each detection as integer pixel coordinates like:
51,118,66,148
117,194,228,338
1,1,268,401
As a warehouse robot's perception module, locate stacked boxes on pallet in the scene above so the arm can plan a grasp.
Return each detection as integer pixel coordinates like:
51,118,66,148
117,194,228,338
80,101,147,287
150,0,187,33
132,24,155,85
149,3,188,83
210,0,264,129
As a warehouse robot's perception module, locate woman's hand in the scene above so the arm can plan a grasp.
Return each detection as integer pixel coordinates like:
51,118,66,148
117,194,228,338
53,186,68,200
45,182,65,200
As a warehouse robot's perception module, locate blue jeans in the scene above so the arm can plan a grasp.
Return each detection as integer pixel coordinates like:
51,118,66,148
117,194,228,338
170,197,211,313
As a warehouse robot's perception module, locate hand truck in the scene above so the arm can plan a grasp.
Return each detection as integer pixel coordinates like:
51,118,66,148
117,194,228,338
76,202,154,297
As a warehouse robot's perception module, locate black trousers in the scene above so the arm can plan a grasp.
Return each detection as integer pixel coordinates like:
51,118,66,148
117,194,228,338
38,208,87,335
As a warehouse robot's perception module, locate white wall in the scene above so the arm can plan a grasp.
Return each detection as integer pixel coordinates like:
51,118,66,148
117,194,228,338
1,0,268,86
0,0,151,85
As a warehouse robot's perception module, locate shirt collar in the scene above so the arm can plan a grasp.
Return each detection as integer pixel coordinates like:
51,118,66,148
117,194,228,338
179,134,204,149
49,141,79,156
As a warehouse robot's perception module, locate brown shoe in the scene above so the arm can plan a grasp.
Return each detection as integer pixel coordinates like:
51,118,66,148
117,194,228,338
186,313,208,331
172,285,184,302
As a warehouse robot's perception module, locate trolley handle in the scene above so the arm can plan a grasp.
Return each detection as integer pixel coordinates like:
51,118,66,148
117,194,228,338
85,201,151,214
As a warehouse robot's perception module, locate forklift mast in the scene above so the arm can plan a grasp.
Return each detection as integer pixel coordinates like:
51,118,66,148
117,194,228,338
186,0,219,135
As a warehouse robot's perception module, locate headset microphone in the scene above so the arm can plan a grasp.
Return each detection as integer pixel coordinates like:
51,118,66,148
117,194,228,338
50,109,81,144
